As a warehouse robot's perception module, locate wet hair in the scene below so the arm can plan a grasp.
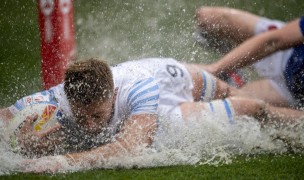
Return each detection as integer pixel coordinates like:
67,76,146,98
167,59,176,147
64,58,114,106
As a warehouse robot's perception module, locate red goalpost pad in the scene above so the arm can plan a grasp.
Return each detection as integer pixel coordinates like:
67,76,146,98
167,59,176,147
37,0,76,90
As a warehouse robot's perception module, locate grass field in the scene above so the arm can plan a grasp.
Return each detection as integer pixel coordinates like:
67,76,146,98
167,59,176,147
1,0,304,179
1,154,304,179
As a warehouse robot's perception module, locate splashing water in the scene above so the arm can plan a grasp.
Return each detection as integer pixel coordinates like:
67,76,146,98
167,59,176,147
1,0,304,175
1,111,304,175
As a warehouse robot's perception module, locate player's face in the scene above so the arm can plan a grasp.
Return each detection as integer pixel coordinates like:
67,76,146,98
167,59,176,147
72,97,115,135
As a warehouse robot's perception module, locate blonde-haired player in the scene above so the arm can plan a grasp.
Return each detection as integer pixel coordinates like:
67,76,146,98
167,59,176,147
1,58,304,173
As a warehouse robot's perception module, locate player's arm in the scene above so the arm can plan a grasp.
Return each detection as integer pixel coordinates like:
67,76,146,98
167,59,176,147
0,111,64,157
66,114,157,165
23,113,158,173
1,103,64,156
207,17,304,76
2,84,67,157
17,114,64,157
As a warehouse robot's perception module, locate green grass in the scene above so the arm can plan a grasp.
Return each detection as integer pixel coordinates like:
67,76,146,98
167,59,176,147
1,0,304,179
1,154,304,179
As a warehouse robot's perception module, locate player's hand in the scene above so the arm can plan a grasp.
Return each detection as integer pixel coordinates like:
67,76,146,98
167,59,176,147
16,114,62,156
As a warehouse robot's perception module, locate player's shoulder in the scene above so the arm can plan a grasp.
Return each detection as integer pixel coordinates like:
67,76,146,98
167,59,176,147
115,76,160,110
126,77,160,114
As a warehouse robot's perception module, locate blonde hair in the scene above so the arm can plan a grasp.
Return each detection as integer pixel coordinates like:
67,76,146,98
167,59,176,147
64,58,114,105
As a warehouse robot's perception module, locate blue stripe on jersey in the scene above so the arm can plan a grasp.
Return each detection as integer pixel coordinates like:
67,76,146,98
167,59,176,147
223,99,233,124
201,71,207,100
211,77,215,100
300,16,304,36
127,77,154,103
131,94,160,112
208,102,214,112
128,84,159,106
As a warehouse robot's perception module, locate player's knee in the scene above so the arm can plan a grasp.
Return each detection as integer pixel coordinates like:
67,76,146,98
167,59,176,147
247,98,264,110
195,6,228,24
195,6,206,20
229,97,266,117
195,7,216,25
251,99,267,118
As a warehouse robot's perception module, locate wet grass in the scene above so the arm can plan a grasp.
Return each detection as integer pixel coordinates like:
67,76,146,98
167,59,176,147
2,154,304,179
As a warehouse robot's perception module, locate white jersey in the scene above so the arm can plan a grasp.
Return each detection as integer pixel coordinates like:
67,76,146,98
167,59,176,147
109,58,194,133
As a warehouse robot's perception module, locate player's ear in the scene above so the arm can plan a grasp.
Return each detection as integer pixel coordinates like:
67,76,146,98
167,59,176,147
113,87,118,102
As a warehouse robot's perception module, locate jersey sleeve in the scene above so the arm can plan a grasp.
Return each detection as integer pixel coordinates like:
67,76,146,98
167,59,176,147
126,77,160,115
299,16,304,36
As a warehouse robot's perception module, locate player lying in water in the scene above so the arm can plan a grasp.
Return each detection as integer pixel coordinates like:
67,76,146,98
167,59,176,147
195,7,304,108
1,57,304,173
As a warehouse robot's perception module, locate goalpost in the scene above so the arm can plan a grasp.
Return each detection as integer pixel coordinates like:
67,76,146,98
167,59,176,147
37,0,76,90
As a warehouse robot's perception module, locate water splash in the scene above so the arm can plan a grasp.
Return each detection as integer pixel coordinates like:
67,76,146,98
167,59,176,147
1,0,304,175
1,111,303,174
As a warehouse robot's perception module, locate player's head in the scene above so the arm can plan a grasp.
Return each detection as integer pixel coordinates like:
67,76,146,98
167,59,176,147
64,58,115,135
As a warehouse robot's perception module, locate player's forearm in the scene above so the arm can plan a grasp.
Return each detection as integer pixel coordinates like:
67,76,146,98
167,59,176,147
64,119,156,167
63,138,143,168
63,114,156,168
213,33,281,75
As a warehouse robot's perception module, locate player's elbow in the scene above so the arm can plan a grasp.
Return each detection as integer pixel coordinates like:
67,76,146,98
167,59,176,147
195,6,222,27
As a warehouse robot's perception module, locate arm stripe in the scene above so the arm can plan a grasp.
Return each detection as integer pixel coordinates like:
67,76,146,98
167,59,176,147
128,84,159,106
127,77,154,103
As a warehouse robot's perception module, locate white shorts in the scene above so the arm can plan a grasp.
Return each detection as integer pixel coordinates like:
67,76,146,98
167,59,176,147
252,18,296,105
155,58,216,117
154,58,194,114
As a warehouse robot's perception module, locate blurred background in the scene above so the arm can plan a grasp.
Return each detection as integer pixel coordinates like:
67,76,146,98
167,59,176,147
0,0,303,107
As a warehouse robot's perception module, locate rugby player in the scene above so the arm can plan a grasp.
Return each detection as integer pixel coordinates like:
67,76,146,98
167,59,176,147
0,57,245,157
195,7,304,108
2,58,302,173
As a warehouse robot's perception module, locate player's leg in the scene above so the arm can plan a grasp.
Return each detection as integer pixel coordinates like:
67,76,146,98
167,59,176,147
228,96,304,125
195,6,260,43
179,97,265,125
180,96,304,126
240,79,292,107
230,96,304,125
